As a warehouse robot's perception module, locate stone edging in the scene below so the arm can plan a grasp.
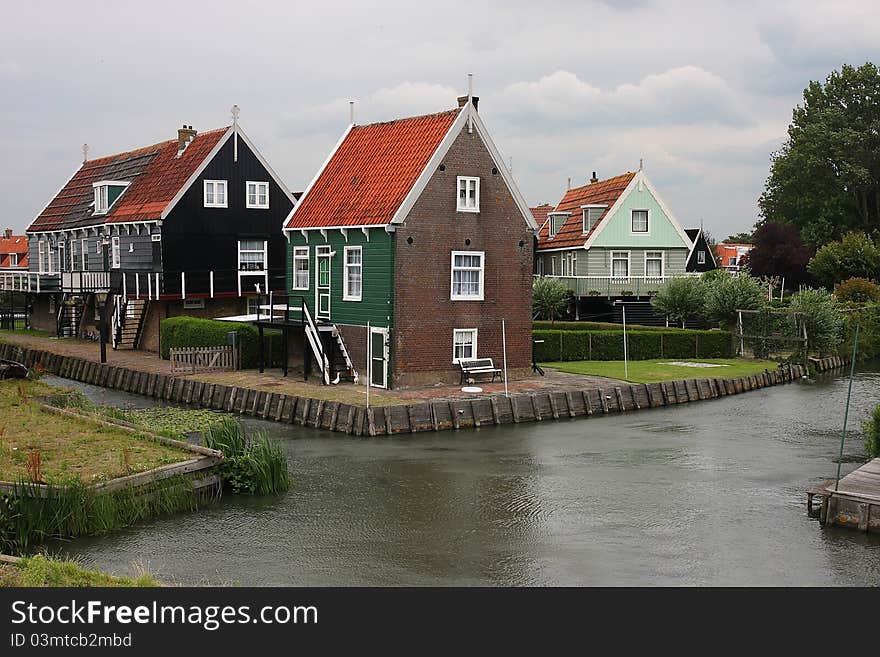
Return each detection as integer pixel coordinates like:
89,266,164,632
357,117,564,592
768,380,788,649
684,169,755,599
0,341,845,436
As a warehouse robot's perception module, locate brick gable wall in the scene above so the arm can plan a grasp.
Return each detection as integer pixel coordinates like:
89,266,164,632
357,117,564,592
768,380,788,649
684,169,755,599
391,124,533,388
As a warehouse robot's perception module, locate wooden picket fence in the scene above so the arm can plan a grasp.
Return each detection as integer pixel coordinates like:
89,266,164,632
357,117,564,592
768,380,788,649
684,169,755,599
169,346,236,373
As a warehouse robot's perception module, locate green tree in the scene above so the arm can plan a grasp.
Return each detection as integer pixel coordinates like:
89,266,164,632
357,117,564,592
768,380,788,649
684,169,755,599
723,232,753,244
705,273,766,327
789,288,845,355
758,63,880,248
806,232,880,287
532,277,571,323
651,277,705,328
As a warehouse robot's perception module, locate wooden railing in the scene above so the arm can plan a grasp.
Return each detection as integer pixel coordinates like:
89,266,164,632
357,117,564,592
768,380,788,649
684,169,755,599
169,346,237,373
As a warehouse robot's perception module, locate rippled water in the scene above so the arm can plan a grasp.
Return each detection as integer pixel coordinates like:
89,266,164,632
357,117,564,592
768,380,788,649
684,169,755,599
47,370,880,586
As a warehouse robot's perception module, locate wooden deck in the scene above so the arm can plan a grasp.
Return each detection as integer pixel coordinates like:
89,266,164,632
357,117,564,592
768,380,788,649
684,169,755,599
807,458,880,534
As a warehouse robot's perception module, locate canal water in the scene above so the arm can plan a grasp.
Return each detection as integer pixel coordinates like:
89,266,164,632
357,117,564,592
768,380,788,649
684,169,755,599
46,370,880,586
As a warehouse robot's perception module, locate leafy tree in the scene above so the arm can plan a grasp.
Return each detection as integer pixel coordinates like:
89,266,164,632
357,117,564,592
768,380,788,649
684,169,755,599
532,277,571,323
834,277,880,303
758,62,880,248
723,232,753,244
789,288,845,355
704,273,766,327
651,277,706,328
744,222,813,287
806,232,880,287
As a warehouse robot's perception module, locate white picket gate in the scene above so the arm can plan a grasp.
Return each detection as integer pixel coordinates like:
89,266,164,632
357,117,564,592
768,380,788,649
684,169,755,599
169,346,236,373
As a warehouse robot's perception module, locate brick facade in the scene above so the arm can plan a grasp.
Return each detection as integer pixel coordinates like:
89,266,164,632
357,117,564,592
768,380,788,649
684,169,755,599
391,125,534,388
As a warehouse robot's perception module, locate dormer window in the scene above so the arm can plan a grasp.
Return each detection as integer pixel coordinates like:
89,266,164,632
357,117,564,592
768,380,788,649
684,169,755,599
457,176,480,212
92,181,129,215
582,205,606,234
547,212,568,238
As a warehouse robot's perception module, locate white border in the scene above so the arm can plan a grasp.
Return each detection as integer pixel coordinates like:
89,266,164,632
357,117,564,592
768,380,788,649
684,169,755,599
452,328,478,364
456,176,480,213
342,245,362,301
203,180,228,208
450,250,485,301
292,245,310,290
245,181,270,209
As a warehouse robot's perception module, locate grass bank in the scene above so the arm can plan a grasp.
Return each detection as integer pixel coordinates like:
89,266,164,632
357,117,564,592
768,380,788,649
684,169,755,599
542,358,777,384
0,555,159,587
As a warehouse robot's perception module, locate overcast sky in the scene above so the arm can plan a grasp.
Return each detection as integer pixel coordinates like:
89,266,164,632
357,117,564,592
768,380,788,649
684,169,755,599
2,0,877,239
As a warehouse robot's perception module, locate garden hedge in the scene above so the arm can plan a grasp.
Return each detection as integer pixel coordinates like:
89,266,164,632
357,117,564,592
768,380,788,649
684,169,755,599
533,320,674,332
160,316,283,369
533,328,732,361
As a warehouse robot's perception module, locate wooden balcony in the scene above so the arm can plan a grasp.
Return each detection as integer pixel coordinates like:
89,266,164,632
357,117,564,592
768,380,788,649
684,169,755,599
536,273,700,298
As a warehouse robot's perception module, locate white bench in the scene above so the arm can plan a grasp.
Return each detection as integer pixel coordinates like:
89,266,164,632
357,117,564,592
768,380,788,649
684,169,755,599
459,358,502,385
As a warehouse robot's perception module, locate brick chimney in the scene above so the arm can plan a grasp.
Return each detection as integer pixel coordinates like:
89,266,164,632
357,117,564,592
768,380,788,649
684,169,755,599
177,124,197,151
456,95,479,111
3,228,11,240
590,171,599,184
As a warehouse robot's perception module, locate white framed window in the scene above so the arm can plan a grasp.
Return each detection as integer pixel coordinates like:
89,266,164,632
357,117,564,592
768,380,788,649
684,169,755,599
82,239,89,271
95,185,109,214
247,296,263,316
111,236,120,269
246,181,269,209
582,206,606,234
92,181,129,215
8,253,17,266
37,240,45,273
343,246,362,301
453,328,478,364
536,257,544,276
292,246,309,290
456,176,480,212
238,239,266,271
204,180,228,208
183,298,205,309
70,240,80,271
561,251,577,277
611,251,629,278
631,209,649,233
548,213,567,238
451,251,485,301
645,251,663,278
550,256,557,276
697,251,706,265
57,241,66,272
728,256,737,267
47,242,54,273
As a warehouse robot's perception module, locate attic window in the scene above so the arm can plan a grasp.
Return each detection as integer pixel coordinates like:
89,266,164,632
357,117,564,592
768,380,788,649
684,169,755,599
457,176,480,212
92,181,130,215
582,205,606,234
547,212,568,238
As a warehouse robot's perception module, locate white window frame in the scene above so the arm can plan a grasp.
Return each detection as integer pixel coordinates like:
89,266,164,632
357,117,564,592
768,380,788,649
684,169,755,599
8,253,17,267
203,180,228,208
183,298,206,309
47,242,55,273
630,209,650,235
246,296,262,316
92,180,129,215
582,205,606,234
238,239,267,272
111,236,120,269
38,240,45,273
456,176,480,213
450,250,485,301
57,241,66,272
452,328,478,364
342,245,363,302
82,239,89,271
246,181,270,209
292,246,310,291
697,251,706,265
70,239,79,271
610,250,630,279
548,212,567,238
644,251,664,279
561,251,577,277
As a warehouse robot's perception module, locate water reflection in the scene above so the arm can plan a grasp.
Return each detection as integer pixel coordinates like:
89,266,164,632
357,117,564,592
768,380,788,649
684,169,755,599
46,369,880,586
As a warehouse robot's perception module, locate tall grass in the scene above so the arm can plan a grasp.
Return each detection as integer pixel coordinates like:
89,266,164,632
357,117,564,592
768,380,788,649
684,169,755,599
204,419,291,495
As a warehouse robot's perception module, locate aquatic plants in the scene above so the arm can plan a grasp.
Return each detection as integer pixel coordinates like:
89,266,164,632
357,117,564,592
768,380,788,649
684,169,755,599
203,419,290,495
862,404,880,458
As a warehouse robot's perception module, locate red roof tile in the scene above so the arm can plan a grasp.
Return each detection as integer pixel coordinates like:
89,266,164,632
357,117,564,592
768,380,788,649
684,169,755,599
286,109,460,229
537,172,635,250
530,204,553,230
0,233,28,268
28,127,229,232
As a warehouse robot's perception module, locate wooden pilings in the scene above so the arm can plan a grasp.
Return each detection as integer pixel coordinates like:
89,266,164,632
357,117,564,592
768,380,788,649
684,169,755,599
0,340,822,437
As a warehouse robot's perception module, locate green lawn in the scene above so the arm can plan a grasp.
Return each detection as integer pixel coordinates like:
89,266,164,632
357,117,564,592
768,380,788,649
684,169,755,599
542,358,778,384
0,555,159,587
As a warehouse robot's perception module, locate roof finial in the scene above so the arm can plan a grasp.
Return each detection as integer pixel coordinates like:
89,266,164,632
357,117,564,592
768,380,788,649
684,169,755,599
349,101,355,125
231,104,240,163
639,157,643,171
82,143,89,163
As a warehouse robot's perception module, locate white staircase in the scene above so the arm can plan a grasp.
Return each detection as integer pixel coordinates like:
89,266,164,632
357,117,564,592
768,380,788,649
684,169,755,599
112,297,146,350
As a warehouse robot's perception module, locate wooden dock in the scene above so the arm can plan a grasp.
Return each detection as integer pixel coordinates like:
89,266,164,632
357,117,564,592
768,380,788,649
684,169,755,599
807,458,880,534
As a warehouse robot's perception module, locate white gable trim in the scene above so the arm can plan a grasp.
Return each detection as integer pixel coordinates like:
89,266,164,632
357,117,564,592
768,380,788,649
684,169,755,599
583,170,689,249
686,228,717,268
282,123,354,233
160,127,233,220
235,126,298,210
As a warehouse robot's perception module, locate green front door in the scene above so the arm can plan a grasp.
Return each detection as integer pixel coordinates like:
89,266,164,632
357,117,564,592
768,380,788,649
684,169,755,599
370,328,387,388
316,245,331,320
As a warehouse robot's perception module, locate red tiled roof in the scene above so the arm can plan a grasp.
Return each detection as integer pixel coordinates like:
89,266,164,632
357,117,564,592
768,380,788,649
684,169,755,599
0,233,28,268
536,172,635,250
530,204,553,229
286,109,460,229
28,127,229,232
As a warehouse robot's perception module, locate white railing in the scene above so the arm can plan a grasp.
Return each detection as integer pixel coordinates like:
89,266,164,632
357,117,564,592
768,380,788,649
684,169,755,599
0,271,43,293
61,271,111,292
536,273,700,297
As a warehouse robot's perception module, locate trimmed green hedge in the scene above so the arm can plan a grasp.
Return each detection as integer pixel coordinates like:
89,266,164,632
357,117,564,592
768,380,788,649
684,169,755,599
533,320,675,332
160,316,283,369
533,329,732,361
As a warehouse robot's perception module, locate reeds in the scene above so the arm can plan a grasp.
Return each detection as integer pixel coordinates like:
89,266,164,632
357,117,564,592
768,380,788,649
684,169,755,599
203,419,290,495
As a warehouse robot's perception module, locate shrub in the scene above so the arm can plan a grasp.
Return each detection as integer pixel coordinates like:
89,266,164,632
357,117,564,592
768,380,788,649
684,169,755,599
834,277,880,303
651,277,706,327
704,273,766,327
532,328,731,361
533,320,670,332
807,232,880,287
862,404,880,458
532,277,572,322
789,288,845,355
203,419,290,496
159,316,282,369
839,303,880,361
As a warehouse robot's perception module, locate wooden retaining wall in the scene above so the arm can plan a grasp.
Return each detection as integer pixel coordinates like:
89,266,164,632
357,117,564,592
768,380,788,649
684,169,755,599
0,341,838,437
809,355,848,373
